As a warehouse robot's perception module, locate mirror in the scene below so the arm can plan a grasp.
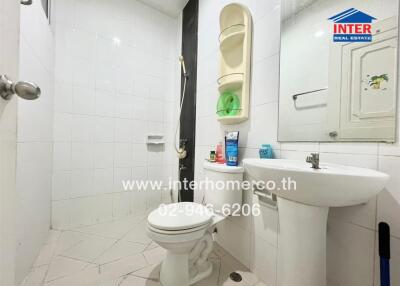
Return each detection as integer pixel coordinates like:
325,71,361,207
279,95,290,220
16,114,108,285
278,0,399,142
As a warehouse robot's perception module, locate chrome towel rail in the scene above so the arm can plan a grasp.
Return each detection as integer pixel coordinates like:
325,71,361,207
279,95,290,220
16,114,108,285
292,87,328,101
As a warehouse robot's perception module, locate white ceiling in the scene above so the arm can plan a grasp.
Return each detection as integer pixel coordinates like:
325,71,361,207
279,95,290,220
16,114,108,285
139,0,189,17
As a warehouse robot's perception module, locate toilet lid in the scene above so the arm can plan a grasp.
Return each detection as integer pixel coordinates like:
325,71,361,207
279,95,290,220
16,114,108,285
148,202,213,231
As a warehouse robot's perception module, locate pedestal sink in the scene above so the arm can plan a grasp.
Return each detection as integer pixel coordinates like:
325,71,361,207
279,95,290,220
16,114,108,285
243,158,389,286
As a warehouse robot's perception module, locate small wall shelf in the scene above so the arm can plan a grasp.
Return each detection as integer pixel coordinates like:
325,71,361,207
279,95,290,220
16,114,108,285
146,134,164,145
217,73,243,92
217,3,252,125
219,26,245,52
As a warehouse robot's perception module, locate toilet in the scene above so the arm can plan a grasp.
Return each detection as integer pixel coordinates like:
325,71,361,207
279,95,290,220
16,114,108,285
147,162,244,286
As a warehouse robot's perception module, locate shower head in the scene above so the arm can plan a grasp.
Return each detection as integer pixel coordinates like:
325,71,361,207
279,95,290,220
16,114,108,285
179,56,188,77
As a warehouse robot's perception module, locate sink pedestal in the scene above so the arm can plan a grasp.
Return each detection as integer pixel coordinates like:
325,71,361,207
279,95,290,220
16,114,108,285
244,158,389,286
277,197,329,286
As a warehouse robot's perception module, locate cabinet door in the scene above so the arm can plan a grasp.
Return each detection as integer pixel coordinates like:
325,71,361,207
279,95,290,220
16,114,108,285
328,17,398,142
340,29,397,141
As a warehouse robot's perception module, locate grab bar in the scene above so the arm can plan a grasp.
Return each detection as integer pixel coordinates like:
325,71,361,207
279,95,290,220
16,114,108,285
292,87,328,101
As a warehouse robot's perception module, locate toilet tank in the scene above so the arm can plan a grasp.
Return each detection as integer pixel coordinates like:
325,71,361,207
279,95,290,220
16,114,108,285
203,162,244,214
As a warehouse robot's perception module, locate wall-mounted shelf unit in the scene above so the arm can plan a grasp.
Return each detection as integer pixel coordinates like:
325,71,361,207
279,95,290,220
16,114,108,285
217,3,252,125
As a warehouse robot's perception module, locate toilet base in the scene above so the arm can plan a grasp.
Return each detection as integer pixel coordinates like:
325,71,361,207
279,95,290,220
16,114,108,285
160,251,190,286
148,209,226,286
189,261,213,285
159,252,213,286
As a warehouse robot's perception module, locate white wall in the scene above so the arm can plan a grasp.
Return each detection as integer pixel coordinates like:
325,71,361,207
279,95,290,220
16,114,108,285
15,1,54,285
196,0,400,285
51,0,179,229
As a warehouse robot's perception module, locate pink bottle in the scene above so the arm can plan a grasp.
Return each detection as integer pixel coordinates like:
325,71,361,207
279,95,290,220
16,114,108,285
216,142,225,164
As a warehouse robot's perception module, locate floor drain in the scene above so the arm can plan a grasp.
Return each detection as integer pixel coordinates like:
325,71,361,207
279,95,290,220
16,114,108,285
229,272,243,282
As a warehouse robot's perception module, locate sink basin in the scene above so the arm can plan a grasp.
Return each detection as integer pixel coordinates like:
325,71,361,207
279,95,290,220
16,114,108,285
243,158,389,286
244,158,389,207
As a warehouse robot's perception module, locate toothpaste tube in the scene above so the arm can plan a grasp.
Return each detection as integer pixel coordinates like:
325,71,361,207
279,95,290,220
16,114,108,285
225,131,239,166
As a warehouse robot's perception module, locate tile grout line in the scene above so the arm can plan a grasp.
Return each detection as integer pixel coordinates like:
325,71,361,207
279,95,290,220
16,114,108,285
39,229,64,286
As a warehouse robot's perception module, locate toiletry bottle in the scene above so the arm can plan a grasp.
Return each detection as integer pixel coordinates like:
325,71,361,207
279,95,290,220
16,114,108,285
210,151,216,162
225,131,239,166
259,144,273,159
216,142,225,164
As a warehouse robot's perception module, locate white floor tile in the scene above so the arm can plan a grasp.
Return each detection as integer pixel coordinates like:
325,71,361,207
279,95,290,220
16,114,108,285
53,231,92,255
34,243,56,267
221,253,260,286
21,265,48,286
61,235,116,263
73,219,137,239
123,221,152,244
46,230,62,245
87,277,123,286
45,256,88,282
143,247,167,266
44,265,101,286
95,240,147,265
144,241,159,251
130,263,161,281
119,275,161,286
100,253,148,278
219,274,254,286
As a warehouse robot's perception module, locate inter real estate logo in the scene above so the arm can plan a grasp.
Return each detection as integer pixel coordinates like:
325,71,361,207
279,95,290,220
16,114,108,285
328,8,377,42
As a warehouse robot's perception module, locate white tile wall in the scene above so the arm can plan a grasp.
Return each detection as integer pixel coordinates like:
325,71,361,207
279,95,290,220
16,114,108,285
15,1,54,284
327,219,376,286
52,0,179,230
196,0,400,285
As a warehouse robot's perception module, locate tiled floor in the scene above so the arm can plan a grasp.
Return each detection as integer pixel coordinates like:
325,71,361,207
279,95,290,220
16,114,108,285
21,214,265,286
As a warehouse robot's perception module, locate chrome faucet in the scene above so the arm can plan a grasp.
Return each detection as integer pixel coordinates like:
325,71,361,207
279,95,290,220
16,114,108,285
306,153,320,169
